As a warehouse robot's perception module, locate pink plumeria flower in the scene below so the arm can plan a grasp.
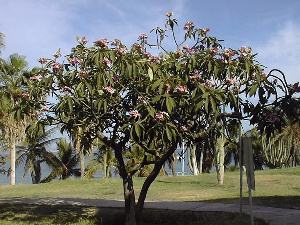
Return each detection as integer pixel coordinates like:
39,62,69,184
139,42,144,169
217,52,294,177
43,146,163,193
202,28,210,34
21,92,29,98
226,78,236,85
29,74,43,81
180,126,188,132
52,62,62,72
38,57,47,64
155,111,169,122
175,85,188,94
150,56,161,64
183,46,195,55
138,33,148,41
224,49,235,58
210,47,219,54
94,38,109,48
184,21,194,31
189,70,202,83
129,110,141,119
63,86,72,92
103,57,112,68
111,39,121,47
69,57,80,65
239,46,252,57
77,36,87,45
166,11,173,17
103,86,115,94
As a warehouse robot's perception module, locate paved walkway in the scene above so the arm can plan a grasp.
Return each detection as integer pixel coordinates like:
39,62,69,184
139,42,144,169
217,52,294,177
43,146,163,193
0,198,299,225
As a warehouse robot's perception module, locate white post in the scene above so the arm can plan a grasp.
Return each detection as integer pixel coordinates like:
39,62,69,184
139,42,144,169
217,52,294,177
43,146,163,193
181,142,185,175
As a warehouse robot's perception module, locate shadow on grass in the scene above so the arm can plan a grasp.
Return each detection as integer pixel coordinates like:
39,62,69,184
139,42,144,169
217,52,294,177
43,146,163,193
0,203,97,224
204,195,300,209
0,203,268,225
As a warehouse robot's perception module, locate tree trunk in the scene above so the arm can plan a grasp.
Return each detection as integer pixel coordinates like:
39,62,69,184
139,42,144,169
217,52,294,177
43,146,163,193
136,144,177,217
103,151,107,178
199,150,203,174
187,147,193,173
190,145,199,175
216,136,225,185
170,153,177,176
75,127,85,178
9,141,16,185
123,175,136,225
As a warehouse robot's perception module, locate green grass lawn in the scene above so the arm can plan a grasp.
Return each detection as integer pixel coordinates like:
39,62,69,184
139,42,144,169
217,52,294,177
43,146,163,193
1,167,299,205
0,167,299,225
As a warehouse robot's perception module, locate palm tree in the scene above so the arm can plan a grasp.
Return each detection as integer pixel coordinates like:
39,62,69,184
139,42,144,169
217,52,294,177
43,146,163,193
16,122,59,184
0,32,4,54
41,139,80,182
0,54,30,185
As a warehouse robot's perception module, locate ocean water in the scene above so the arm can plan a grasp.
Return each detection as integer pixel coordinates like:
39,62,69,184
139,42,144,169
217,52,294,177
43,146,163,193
0,149,192,185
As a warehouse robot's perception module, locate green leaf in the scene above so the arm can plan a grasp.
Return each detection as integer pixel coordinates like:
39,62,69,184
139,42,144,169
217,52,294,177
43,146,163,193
249,83,259,97
166,126,173,141
134,123,141,138
166,97,175,113
148,67,154,81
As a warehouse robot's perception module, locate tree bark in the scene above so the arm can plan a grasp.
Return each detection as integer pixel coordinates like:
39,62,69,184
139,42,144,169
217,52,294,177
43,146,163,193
123,175,136,225
199,150,203,174
136,144,177,216
9,141,16,185
216,136,225,185
190,145,199,175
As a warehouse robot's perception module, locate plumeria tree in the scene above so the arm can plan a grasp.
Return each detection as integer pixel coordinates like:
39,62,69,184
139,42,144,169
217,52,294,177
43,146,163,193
18,13,299,225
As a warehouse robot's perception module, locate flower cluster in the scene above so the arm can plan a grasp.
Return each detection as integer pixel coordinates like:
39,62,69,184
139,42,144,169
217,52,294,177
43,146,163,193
166,11,173,17
180,126,188,132
182,46,195,55
94,38,109,48
201,28,210,34
226,78,236,85
38,57,47,64
103,57,112,68
129,110,141,119
52,62,62,72
68,57,80,66
29,74,43,81
138,33,148,42
77,36,87,45
224,49,235,58
103,86,115,94
155,111,169,122
175,85,188,93
239,46,252,57
184,21,194,31
62,86,72,92
189,70,202,83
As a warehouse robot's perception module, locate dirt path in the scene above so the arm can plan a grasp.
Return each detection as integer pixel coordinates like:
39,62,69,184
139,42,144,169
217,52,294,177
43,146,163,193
0,197,299,225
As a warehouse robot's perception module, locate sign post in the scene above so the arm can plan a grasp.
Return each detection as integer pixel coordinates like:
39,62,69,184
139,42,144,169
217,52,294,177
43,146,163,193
241,136,255,225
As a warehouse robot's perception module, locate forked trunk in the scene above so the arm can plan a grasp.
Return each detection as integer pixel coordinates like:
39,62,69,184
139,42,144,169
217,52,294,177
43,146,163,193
123,175,136,225
9,141,16,185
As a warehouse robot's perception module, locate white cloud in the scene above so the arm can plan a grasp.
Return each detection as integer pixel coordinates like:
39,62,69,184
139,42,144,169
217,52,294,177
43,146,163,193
257,22,300,84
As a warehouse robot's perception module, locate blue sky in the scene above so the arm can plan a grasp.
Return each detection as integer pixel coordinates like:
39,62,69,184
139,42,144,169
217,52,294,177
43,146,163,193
0,0,299,83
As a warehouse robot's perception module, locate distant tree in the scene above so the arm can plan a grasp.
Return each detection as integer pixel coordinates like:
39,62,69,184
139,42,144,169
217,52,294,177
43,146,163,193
41,139,80,182
0,54,31,185
16,122,58,184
